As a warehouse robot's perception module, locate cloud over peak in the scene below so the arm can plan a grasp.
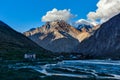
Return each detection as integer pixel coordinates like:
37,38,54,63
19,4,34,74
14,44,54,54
75,19,98,27
42,8,75,22
87,0,120,23
76,19,93,25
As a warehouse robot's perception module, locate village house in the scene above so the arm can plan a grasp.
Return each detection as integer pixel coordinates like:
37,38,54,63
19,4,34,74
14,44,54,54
24,53,36,60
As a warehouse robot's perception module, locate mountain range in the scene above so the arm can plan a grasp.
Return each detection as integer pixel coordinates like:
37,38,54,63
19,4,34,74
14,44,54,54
0,13,120,60
24,20,96,53
24,13,120,59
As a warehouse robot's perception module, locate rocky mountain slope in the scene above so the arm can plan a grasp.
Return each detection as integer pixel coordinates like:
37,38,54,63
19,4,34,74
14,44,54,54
24,20,93,53
0,21,51,59
76,13,120,59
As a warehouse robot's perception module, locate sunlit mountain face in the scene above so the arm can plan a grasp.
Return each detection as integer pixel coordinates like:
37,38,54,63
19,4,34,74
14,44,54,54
24,20,98,53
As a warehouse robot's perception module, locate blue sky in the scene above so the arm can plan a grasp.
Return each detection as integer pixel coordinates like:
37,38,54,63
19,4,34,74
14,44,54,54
0,0,98,32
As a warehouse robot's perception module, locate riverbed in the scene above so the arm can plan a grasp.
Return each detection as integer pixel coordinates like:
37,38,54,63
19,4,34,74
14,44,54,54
6,60,120,80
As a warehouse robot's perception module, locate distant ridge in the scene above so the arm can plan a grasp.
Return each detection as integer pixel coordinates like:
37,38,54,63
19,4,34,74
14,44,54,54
76,13,120,59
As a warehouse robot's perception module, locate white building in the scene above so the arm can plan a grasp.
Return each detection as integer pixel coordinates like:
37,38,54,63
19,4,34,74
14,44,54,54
24,53,36,59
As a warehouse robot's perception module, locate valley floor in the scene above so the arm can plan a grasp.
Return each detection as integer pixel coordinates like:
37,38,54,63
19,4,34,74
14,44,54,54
0,60,120,80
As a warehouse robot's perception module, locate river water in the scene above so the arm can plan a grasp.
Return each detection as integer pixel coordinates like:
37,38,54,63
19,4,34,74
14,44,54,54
12,60,120,80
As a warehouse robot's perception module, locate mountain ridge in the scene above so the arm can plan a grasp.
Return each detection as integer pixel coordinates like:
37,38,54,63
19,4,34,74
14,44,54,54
24,20,81,53
75,13,120,59
24,20,99,53
0,21,51,60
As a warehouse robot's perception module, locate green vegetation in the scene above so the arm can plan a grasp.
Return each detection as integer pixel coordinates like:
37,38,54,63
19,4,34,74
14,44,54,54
0,66,44,80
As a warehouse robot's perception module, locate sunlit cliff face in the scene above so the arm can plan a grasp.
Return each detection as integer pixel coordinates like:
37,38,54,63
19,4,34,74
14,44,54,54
24,20,98,53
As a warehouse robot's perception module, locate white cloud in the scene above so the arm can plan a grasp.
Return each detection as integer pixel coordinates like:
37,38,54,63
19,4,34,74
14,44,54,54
76,19,93,26
42,8,75,22
87,0,120,23
75,19,98,26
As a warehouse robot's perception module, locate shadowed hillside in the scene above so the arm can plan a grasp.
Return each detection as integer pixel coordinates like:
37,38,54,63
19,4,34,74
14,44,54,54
76,13,120,59
0,21,51,60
